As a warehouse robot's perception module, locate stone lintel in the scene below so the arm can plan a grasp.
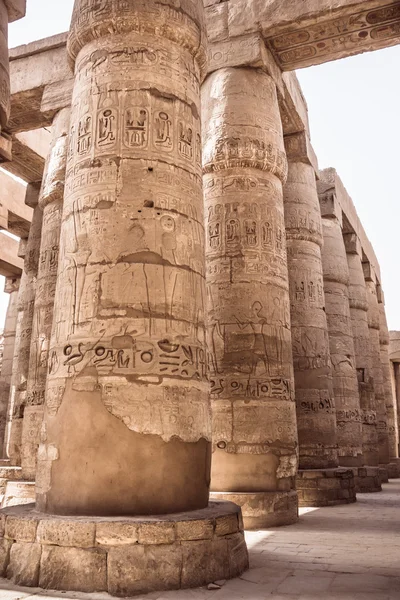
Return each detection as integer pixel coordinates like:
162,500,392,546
319,168,381,282
362,260,376,283
318,191,343,226
221,0,400,71
0,232,23,277
17,237,27,259
0,170,32,238
0,502,248,595
24,182,41,209
284,131,318,174
0,135,12,164
9,34,72,133
343,232,362,257
4,0,26,22
1,130,50,184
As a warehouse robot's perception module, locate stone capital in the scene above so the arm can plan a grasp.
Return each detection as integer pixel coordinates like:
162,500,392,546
4,274,20,294
319,191,342,226
284,131,318,175
4,0,26,22
343,232,362,257
362,261,376,283
25,182,41,209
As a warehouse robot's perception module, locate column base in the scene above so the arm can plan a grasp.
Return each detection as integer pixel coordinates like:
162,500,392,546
351,467,382,493
210,491,298,530
378,465,389,483
2,481,35,508
386,459,400,479
297,468,356,507
0,501,248,596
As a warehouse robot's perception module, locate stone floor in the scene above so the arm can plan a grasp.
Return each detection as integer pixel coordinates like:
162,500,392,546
1,481,400,600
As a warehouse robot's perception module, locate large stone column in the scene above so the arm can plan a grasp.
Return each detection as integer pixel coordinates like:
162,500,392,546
283,135,354,506
1,2,248,594
377,288,400,478
7,185,43,468
364,262,390,481
319,197,363,468
0,276,20,454
21,108,71,481
344,234,381,492
203,67,299,528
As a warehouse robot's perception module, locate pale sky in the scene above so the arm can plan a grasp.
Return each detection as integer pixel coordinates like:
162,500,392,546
3,0,399,331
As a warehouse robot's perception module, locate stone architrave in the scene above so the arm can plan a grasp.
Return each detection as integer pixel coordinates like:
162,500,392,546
283,135,337,472
364,263,390,472
0,276,20,453
203,67,299,528
21,108,70,481
320,197,363,467
377,289,400,478
344,234,379,469
7,187,43,467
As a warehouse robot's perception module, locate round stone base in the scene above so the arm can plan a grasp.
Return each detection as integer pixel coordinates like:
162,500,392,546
210,490,298,529
2,481,35,508
352,467,382,493
378,466,389,484
386,459,400,479
0,501,248,596
297,468,356,507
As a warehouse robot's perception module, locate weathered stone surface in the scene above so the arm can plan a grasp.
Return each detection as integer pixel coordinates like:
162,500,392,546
37,519,95,548
203,66,298,527
297,468,356,507
95,522,138,546
2,481,34,507
6,541,41,587
320,208,363,467
352,466,382,494
36,0,211,517
40,546,107,593
284,156,337,471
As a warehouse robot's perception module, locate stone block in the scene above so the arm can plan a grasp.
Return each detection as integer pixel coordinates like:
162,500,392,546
175,518,214,541
96,522,138,546
7,542,41,587
37,519,95,548
300,470,325,479
0,539,12,577
181,538,230,588
215,513,239,536
319,478,340,490
5,516,38,542
138,522,176,545
39,546,107,593
108,544,181,596
228,533,250,578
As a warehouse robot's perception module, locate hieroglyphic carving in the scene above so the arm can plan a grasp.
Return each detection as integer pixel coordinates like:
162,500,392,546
203,67,298,499
267,2,400,70
284,161,337,470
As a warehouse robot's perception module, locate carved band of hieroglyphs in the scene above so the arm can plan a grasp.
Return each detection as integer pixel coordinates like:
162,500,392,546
210,376,293,400
267,2,400,69
363,410,377,425
336,409,363,423
299,396,336,414
49,339,209,383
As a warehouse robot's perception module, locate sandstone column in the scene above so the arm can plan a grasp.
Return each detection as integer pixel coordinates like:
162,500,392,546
377,288,400,477
21,108,71,481
364,263,390,482
0,276,20,453
203,67,298,528
319,197,363,468
344,233,381,491
0,0,11,162
7,185,43,467
283,136,354,506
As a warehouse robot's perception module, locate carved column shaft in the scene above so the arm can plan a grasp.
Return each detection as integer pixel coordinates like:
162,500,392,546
0,276,20,455
0,0,11,161
378,292,399,461
7,189,43,465
344,235,378,466
203,67,298,528
284,156,337,470
21,108,71,481
320,204,363,467
364,267,390,466
37,0,210,516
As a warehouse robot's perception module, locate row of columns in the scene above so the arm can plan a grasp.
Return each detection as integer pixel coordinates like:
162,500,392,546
0,0,398,528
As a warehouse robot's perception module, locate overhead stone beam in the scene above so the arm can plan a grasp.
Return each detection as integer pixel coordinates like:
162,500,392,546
206,0,400,70
317,168,381,283
4,0,26,21
0,231,23,276
9,33,73,133
389,331,400,361
0,169,32,237
1,128,51,183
